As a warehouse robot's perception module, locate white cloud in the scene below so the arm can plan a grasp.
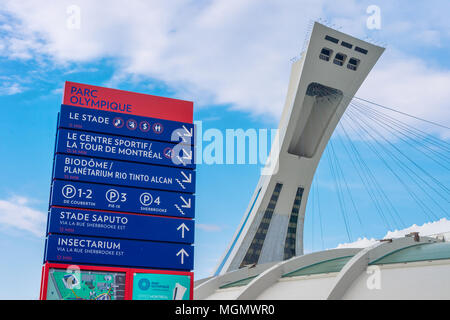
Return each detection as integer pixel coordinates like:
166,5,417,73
337,218,450,249
336,237,378,249
414,30,442,47
197,223,223,232
51,87,64,95
384,218,450,239
356,51,450,139
0,0,321,116
0,81,24,95
0,196,46,237
0,0,449,133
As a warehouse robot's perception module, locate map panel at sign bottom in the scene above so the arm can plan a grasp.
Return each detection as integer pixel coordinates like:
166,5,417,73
46,268,126,300
40,263,194,300
132,272,191,300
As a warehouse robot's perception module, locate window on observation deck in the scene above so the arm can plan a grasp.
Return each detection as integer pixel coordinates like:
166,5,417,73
355,46,368,54
333,52,346,66
319,48,333,61
325,35,339,44
347,57,360,71
341,41,353,49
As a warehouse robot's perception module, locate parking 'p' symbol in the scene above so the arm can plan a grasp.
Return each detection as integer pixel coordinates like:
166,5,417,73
140,193,153,206
106,189,120,203
62,185,76,199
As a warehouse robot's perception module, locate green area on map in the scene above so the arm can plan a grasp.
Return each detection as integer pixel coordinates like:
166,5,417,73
46,269,126,300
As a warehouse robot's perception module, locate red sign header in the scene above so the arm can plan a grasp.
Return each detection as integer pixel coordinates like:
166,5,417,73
63,81,193,123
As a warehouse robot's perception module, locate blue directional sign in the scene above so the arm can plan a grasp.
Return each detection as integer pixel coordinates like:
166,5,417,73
50,180,195,218
48,207,194,244
45,234,194,271
41,86,198,300
59,104,195,145
56,128,195,169
53,154,195,193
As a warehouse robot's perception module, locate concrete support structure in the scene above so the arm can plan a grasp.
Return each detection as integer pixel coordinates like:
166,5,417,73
214,22,384,276
196,236,444,300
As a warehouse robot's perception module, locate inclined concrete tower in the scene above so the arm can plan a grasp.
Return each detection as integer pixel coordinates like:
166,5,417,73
214,22,384,275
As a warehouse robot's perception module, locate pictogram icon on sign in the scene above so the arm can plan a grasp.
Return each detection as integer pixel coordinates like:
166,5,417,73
113,117,124,128
152,123,164,134
126,119,137,130
174,196,191,215
175,171,192,190
163,147,172,159
139,121,150,132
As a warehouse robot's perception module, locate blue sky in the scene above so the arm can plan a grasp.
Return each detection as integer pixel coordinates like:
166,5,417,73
0,0,449,299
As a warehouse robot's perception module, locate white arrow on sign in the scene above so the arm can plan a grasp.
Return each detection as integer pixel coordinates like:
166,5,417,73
174,196,192,215
182,148,192,160
180,171,192,184
176,155,187,166
180,196,191,208
176,248,189,264
177,223,190,239
182,125,193,137
176,131,187,143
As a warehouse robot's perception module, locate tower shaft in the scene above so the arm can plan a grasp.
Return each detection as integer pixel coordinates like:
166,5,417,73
215,22,384,275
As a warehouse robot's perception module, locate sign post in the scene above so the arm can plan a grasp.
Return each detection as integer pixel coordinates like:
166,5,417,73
40,82,195,300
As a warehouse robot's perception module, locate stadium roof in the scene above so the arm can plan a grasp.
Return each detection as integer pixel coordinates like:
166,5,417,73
195,235,450,299
371,241,450,265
